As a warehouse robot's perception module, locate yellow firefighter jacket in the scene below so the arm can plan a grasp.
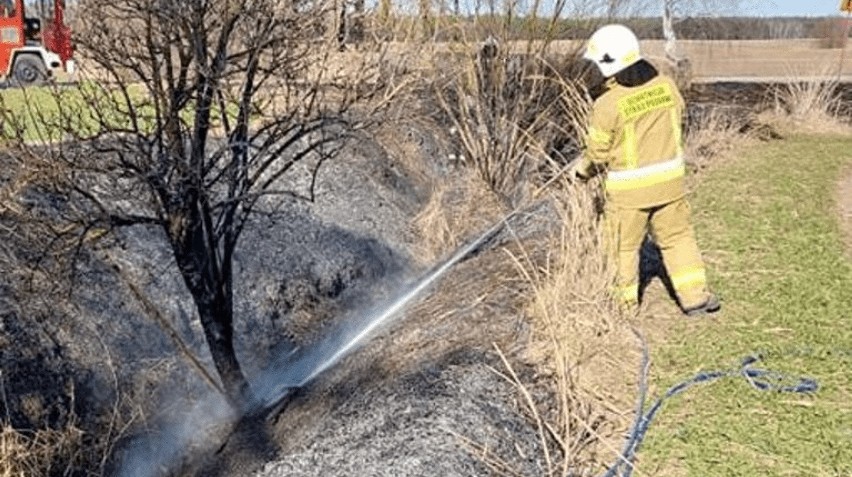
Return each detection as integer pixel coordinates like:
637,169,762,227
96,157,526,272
576,74,686,209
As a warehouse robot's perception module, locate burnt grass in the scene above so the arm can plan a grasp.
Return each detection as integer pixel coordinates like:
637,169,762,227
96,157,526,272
688,81,852,118
1,80,849,476
0,116,556,477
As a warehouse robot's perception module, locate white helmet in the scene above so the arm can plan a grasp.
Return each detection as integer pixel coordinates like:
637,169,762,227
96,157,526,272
583,24,643,78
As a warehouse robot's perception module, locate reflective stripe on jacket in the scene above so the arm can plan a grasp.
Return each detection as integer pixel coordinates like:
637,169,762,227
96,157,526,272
578,74,686,209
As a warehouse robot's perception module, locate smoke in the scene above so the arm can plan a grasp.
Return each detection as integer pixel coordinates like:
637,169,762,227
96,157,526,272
113,392,238,477
114,216,508,476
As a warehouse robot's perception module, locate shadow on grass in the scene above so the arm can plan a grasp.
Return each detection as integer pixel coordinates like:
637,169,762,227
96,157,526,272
638,236,681,309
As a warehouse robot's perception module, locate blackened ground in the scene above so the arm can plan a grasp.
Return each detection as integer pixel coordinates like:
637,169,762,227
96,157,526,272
0,311,76,430
0,122,440,474
253,353,547,477
0,111,563,477
190,136,568,476
688,81,852,118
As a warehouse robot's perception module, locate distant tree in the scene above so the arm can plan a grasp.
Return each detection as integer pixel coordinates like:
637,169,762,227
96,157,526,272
604,1,766,60
603,0,652,20
2,0,395,402
658,0,766,61
767,18,805,39
661,0,680,60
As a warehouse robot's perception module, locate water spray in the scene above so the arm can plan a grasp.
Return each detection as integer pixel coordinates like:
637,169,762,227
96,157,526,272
244,160,577,414
115,210,518,477
115,162,577,476
245,210,512,415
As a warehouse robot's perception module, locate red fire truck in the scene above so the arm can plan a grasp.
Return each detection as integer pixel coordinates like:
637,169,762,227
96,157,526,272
0,0,73,86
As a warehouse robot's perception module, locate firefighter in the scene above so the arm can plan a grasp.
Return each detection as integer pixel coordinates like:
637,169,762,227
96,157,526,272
572,24,720,316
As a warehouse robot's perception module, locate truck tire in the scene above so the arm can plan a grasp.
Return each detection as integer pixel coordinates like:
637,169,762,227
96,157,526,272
11,55,47,87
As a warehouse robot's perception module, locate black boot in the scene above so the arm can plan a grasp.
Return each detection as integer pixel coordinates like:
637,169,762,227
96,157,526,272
684,294,721,317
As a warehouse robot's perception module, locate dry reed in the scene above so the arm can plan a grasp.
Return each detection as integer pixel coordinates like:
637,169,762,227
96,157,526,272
412,168,508,264
767,67,849,134
480,172,641,476
0,422,84,477
685,106,752,171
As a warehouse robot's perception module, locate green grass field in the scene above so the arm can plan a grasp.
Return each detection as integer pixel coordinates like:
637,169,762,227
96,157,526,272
638,135,852,476
0,83,239,142
0,83,141,142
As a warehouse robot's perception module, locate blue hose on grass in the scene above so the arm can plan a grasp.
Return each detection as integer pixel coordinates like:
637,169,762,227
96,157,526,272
601,331,819,477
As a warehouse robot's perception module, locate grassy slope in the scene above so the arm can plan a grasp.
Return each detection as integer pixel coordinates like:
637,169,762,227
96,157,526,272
639,135,852,477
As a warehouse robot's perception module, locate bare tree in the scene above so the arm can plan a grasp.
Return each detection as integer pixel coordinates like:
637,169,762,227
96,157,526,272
600,0,762,62
767,18,804,40
2,0,395,402
658,0,763,62
662,0,679,61
603,0,650,19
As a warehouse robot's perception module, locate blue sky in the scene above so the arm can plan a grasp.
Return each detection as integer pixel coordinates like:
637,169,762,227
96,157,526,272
387,0,849,18
759,0,848,16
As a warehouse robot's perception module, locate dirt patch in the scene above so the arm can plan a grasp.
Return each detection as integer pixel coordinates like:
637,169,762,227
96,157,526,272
838,165,852,256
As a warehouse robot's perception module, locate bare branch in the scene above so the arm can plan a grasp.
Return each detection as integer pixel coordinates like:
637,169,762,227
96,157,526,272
0,0,406,400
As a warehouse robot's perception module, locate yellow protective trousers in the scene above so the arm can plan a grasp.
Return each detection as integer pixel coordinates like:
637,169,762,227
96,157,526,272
606,198,709,309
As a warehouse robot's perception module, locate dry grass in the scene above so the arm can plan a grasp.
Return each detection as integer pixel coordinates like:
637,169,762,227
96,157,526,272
430,55,643,474
0,423,84,477
685,106,753,171
430,32,585,201
0,323,142,477
472,174,643,476
412,168,508,264
513,180,620,367
762,68,851,134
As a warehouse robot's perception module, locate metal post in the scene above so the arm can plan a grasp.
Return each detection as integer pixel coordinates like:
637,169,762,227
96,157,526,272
838,0,852,80
840,12,851,80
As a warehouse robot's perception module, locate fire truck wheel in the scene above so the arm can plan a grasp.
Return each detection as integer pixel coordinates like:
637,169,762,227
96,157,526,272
11,55,47,87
